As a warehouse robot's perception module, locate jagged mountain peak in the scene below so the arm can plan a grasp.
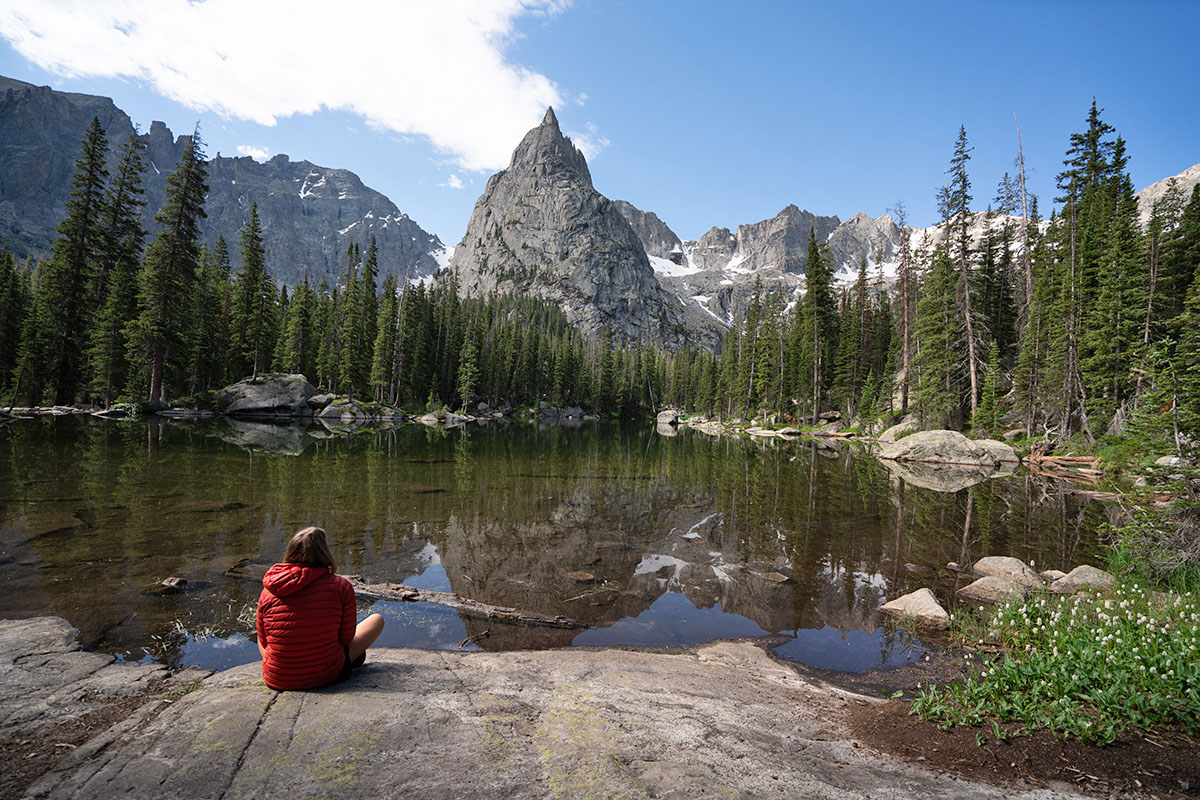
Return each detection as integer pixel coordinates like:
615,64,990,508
448,113,699,347
507,106,590,182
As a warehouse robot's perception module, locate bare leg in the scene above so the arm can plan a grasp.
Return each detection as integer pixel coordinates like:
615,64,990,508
347,613,384,661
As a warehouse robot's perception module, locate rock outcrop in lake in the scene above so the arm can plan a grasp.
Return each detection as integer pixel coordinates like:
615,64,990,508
876,430,1017,467
447,108,692,347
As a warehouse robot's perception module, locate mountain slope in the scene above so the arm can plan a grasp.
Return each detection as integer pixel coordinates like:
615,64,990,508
0,76,445,287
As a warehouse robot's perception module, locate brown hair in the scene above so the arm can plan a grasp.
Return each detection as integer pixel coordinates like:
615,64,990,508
283,526,337,573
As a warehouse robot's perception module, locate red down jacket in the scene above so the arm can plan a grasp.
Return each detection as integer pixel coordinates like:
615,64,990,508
257,563,356,691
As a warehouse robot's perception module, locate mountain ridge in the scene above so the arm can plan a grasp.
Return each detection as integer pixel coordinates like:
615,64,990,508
0,76,445,288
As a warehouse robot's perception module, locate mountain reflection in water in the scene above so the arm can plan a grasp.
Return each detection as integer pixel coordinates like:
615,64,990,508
0,417,1109,672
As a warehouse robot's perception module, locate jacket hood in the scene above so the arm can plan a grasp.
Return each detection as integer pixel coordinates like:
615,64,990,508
262,563,331,597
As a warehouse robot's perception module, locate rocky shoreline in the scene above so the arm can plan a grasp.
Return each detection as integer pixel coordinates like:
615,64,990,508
2,616,1095,800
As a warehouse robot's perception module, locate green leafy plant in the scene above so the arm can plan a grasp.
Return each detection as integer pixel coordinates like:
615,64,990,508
911,584,1200,744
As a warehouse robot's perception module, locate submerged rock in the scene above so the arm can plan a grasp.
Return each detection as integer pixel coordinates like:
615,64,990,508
879,588,950,630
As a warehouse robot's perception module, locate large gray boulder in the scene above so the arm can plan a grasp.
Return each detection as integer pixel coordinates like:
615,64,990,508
973,556,1043,589
879,588,950,630
877,430,1001,467
957,576,1031,604
877,419,918,443
216,374,317,417
973,439,1021,464
657,409,680,426
1049,565,1116,595
21,638,1060,800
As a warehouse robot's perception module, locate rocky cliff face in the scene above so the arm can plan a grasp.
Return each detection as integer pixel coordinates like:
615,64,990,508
612,200,683,261
449,108,697,347
0,77,134,258
0,76,444,287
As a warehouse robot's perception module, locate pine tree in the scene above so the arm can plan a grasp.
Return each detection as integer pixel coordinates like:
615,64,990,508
85,131,147,405
972,341,1001,435
369,274,399,402
946,126,983,419
913,245,960,427
35,117,109,404
227,204,276,380
126,129,208,407
456,315,481,411
793,228,837,421
0,249,29,395
833,255,869,416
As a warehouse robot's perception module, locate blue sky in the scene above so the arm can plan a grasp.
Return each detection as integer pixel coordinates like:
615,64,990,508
2,0,1197,243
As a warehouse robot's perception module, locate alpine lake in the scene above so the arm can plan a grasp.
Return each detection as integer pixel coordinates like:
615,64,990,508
0,415,1110,674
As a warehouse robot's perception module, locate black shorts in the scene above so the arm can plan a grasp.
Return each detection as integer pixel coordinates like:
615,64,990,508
332,645,365,684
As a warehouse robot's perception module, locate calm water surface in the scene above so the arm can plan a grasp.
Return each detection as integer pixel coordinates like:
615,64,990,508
0,417,1110,673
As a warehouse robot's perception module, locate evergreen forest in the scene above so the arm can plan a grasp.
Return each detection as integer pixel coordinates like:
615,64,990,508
2,102,1200,452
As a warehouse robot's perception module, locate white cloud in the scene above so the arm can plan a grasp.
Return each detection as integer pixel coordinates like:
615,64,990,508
236,145,271,161
566,122,610,161
441,174,465,189
0,0,570,171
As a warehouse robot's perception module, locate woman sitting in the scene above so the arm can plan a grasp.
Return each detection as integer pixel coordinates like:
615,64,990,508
256,526,384,691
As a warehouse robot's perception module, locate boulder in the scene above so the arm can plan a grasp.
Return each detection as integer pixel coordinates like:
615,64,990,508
878,420,918,443
656,409,680,426
877,429,1001,467
217,374,317,417
973,439,1021,464
879,588,950,630
1039,569,1067,582
564,406,584,418
1049,565,1115,594
957,576,1031,604
1002,428,1025,441
316,400,366,421
972,556,1043,589
1155,455,1186,468
308,393,336,409
817,410,841,422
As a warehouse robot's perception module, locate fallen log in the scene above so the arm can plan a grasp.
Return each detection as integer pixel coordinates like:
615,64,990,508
224,560,585,630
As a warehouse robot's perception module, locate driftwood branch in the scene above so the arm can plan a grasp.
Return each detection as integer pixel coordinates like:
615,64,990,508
1026,454,1102,484
225,560,585,630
